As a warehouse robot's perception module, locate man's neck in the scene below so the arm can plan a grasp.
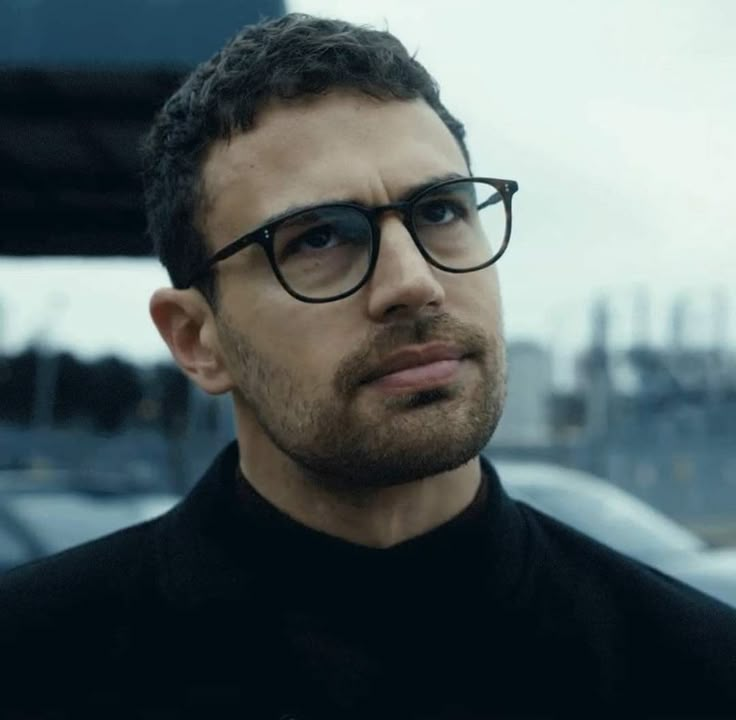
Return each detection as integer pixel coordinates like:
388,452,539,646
236,435,482,549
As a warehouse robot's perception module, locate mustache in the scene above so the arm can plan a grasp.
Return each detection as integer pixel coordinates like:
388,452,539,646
335,313,491,394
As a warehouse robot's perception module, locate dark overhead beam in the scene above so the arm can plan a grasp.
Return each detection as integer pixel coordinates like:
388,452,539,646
0,68,187,121
1,67,184,257
1,229,152,257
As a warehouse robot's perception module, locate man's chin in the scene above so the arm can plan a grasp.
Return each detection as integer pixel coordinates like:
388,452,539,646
294,421,493,491
307,385,500,488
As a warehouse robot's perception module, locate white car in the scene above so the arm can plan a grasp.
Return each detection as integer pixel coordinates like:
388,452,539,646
493,458,736,608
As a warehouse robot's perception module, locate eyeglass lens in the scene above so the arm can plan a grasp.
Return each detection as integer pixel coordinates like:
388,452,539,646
271,179,505,300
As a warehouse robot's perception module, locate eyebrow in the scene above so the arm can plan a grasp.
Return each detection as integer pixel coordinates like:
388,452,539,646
251,172,467,231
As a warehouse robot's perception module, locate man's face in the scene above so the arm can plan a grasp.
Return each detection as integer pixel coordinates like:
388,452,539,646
200,91,506,488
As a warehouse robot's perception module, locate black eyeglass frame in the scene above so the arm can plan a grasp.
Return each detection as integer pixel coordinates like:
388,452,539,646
185,176,519,304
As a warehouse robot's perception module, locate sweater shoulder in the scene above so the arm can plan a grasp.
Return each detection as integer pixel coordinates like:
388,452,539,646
519,500,736,619
516,501,736,698
0,512,166,624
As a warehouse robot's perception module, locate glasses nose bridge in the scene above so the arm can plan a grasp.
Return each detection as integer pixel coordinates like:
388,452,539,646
369,199,414,240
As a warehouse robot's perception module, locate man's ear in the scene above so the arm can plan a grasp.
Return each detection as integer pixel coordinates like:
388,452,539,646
149,288,234,395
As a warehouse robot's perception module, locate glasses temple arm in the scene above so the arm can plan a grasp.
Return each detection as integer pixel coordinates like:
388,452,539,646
478,192,504,210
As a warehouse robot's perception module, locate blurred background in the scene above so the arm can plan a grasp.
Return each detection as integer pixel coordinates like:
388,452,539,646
1,1,735,599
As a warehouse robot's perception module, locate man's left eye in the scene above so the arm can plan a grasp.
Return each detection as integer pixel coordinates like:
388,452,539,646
416,201,461,225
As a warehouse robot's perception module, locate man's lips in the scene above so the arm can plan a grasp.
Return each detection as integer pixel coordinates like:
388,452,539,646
360,343,466,388
372,359,462,390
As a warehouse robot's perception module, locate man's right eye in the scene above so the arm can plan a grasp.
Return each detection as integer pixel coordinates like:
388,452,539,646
280,225,340,258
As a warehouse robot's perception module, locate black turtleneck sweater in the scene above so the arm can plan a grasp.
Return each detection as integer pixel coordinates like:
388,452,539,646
232,462,503,718
2,442,736,719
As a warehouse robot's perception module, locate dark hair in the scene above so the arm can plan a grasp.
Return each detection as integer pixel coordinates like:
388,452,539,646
141,13,469,306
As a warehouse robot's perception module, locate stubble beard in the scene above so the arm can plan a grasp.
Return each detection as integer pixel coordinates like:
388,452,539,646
218,313,506,492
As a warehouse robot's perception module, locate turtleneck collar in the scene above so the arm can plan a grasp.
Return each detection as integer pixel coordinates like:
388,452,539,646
158,441,530,615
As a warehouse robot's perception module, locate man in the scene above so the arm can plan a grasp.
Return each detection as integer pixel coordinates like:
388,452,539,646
2,13,735,720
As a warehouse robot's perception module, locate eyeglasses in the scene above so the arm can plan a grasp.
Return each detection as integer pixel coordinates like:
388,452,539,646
185,176,519,303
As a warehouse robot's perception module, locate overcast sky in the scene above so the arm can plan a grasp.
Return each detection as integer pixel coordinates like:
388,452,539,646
1,0,734,369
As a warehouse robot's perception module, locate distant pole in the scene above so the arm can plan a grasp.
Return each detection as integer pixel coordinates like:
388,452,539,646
585,297,611,477
591,296,610,351
30,293,67,427
0,298,5,354
670,295,687,353
633,286,651,349
712,288,727,356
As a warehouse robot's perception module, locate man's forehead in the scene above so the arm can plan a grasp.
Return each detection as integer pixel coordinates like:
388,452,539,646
199,91,468,241
203,93,465,195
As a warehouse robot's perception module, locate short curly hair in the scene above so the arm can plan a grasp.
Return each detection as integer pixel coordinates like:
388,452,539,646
141,13,469,306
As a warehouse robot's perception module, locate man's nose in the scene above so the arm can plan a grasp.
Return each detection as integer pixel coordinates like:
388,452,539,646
365,214,446,321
